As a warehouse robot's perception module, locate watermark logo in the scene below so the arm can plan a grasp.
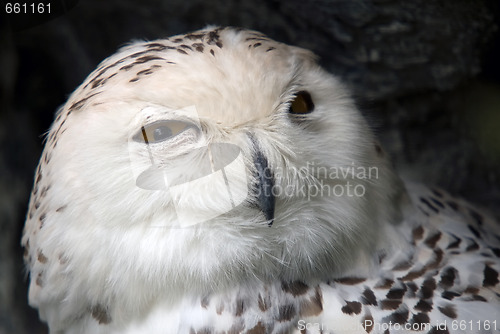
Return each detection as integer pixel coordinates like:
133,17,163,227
128,106,248,227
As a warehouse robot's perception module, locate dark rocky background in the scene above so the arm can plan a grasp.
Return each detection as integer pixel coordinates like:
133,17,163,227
1,0,499,332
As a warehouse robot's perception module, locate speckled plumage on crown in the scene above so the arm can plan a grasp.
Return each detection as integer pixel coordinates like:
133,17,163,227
41,27,276,156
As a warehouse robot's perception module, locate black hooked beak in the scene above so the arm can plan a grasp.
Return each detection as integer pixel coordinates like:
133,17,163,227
251,137,275,226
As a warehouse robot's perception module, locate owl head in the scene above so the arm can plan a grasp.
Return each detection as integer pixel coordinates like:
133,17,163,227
23,27,405,323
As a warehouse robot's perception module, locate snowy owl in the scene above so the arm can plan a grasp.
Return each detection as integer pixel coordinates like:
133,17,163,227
23,27,500,334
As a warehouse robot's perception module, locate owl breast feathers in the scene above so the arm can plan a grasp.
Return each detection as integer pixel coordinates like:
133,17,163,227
22,27,500,334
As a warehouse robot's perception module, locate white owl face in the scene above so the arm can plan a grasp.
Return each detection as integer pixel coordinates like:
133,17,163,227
24,27,404,311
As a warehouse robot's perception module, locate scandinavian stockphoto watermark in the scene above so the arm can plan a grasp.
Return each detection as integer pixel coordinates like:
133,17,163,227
254,161,379,201
297,319,498,333
297,318,433,332
127,105,379,227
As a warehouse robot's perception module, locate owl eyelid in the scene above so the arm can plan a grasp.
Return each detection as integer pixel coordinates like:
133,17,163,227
132,120,199,144
288,90,315,115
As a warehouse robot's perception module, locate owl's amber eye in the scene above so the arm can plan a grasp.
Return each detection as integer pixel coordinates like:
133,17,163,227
134,120,195,143
289,91,314,114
